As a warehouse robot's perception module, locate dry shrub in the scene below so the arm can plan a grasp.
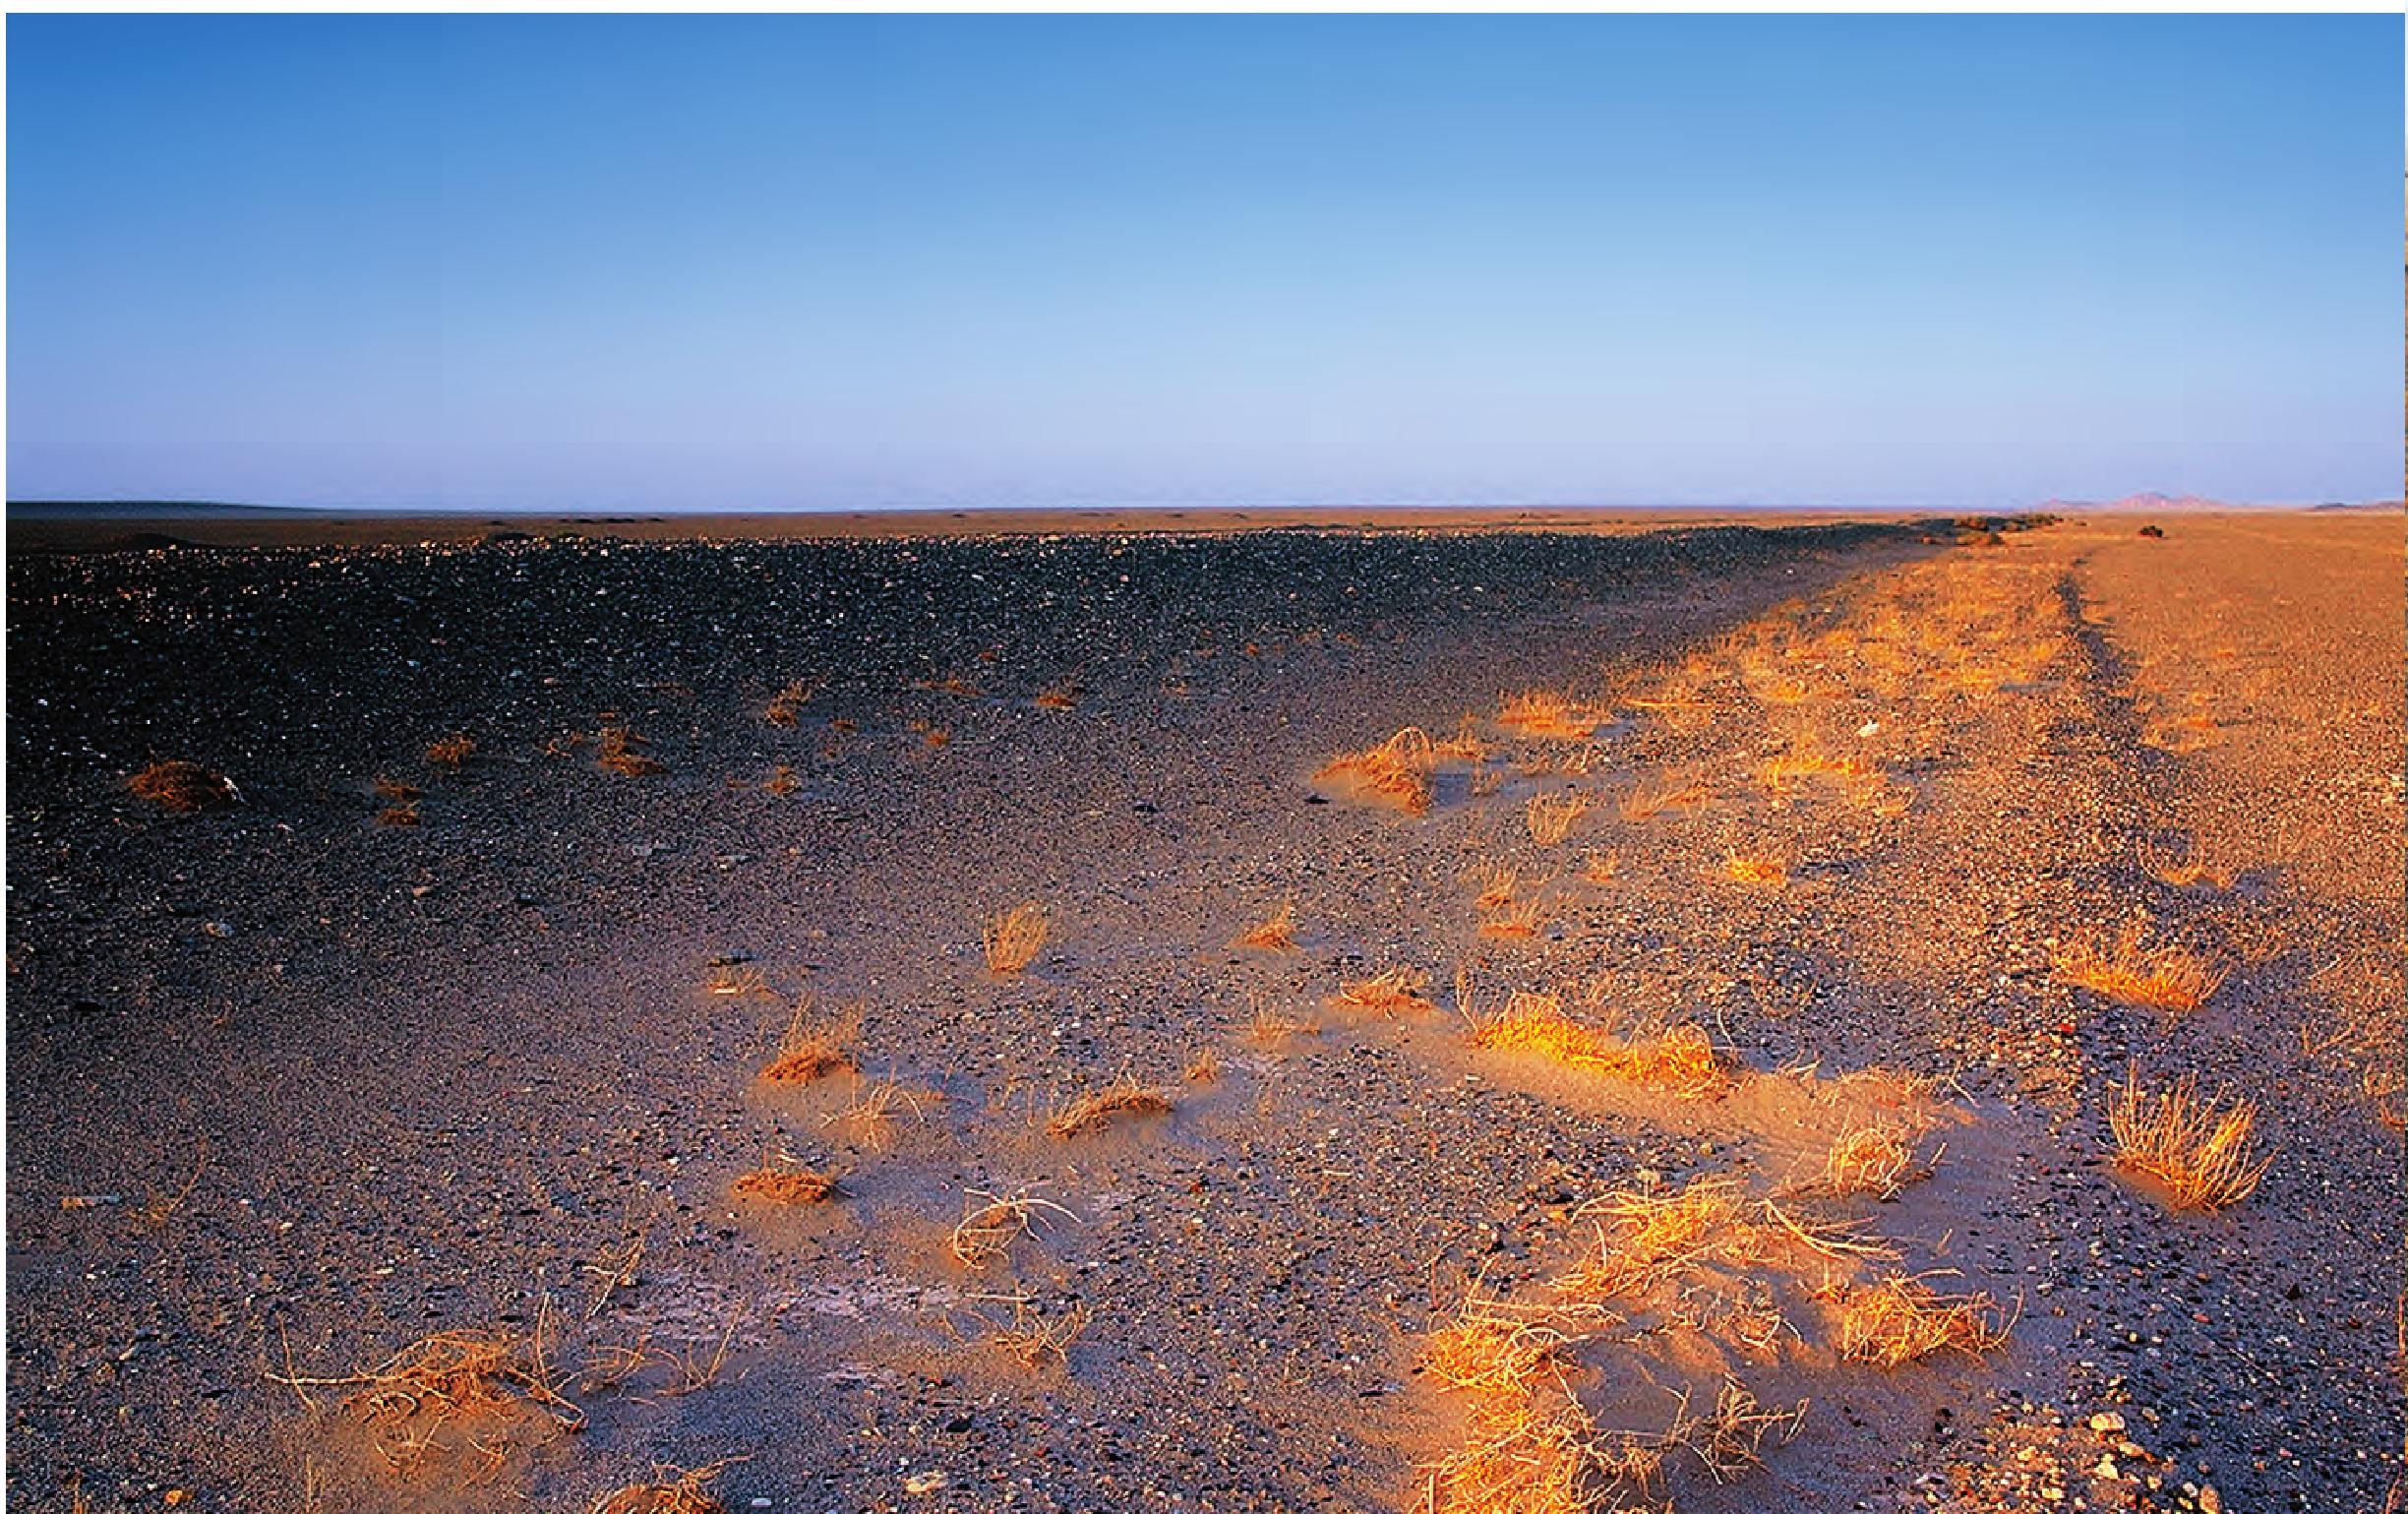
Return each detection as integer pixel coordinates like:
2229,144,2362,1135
1417,1295,1594,1514
425,732,476,766
1328,965,1436,1017
2108,1070,2269,1211
1791,1120,1930,1200
1478,900,1544,939
704,962,769,999
1245,999,1317,1047
1722,852,1788,888
2054,923,2224,1012
294,1322,584,1479
729,1166,838,1205
128,759,234,812
590,1461,739,1514
763,680,813,727
1497,690,1601,742
949,1187,1077,1269
1564,1178,1766,1300
1526,792,1593,846
1818,1274,2009,1366
1618,773,1710,821
763,764,801,797
596,725,666,776
1046,1077,1174,1139
1233,899,1300,953
1317,726,1438,814
983,902,1049,974
987,1301,1091,1368
824,1077,928,1150
1469,994,1728,1100
1671,1378,1808,1483
760,999,855,1085
1463,862,1521,911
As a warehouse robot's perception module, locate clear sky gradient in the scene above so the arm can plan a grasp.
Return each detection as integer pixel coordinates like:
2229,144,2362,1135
8,15,2401,512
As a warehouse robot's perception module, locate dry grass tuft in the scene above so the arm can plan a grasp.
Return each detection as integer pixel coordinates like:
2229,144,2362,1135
1469,995,1727,1100
1317,726,1439,814
129,759,235,812
704,962,770,999
2108,1070,2269,1211
1497,689,1602,742
1245,998,1318,1047
1581,852,1621,884
729,1166,838,1205
590,1461,741,1514
1818,1274,2010,1367
1327,965,1436,1017
759,999,855,1085
1477,899,1544,939
983,902,1049,974
373,776,423,826
906,719,952,749
1790,1120,1931,1200
823,1077,930,1150
764,764,802,797
1232,899,1300,954
949,1187,1077,1270
1045,1077,1174,1139
1183,1047,1222,1084
2054,923,2224,1012
1722,852,1789,888
763,680,813,728
1462,862,1521,911
1617,772,1710,821
596,725,666,776
425,732,476,767
986,1301,1091,1369
1525,792,1593,846
1034,677,1082,710
285,1321,584,1479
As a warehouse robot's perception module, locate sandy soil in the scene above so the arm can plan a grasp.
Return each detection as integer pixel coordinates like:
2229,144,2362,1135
5,510,2398,1513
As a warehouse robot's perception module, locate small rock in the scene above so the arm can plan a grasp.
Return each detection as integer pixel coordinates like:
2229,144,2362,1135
904,1470,947,1494
2088,1412,2126,1434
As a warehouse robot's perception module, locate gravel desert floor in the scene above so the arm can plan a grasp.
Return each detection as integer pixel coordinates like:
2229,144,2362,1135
6,509,2400,1514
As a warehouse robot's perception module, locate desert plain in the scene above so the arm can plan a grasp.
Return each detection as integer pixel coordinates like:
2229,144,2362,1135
5,507,2401,1513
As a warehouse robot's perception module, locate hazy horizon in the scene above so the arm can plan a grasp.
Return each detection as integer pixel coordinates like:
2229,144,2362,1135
9,15,2401,513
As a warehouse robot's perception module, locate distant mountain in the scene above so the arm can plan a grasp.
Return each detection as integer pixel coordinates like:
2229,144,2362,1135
2038,491,2232,513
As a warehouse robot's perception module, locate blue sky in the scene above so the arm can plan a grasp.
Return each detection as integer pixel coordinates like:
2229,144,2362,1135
8,15,2400,511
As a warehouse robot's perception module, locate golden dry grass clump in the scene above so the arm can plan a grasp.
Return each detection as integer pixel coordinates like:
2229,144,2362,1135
1232,899,1300,953
987,1302,1091,1369
372,775,423,826
1034,676,1082,710
128,759,235,812
1817,1274,2010,1367
763,679,813,727
1581,851,1621,883
1468,993,1728,1100
590,1462,737,1514
949,1187,1076,1270
729,1166,838,1205
2054,922,2224,1012
1497,689,1602,742
1526,791,1593,846
1790,1120,1932,1201
1045,1076,1174,1139
1477,899,1545,940
759,999,856,1085
295,1324,584,1479
1617,772,1710,821
1317,726,1439,814
2108,1070,2269,1211
596,725,667,776
1721,851,1788,888
1462,861,1520,911
1327,965,1437,1017
1759,741,1874,796
425,732,476,766
983,901,1049,974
